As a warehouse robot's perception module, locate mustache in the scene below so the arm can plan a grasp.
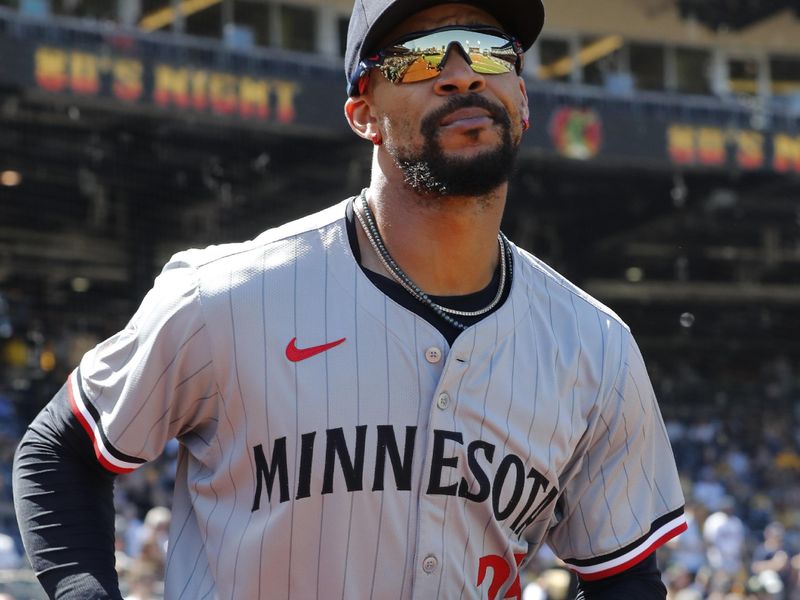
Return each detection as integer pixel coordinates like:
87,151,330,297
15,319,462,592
420,94,512,135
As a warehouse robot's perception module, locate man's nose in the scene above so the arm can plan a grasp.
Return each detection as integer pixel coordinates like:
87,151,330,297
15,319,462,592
433,43,487,95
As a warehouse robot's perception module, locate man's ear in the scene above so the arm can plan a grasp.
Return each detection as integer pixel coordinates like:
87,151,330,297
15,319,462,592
344,95,381,143
518,77,530,124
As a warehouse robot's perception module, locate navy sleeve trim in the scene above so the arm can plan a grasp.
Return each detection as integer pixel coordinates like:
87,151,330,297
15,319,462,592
68,367,147,473
564,506,686,580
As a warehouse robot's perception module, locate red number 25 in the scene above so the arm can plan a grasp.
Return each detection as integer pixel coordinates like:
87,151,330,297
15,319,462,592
477,553,527,600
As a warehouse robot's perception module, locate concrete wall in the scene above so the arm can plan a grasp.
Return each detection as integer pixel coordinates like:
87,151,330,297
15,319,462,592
542,0,800,54
296,0,800,55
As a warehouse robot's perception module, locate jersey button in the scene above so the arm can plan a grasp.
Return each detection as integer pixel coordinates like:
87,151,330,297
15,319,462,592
436,393,450,410
425,347,442,364
422,554,439,573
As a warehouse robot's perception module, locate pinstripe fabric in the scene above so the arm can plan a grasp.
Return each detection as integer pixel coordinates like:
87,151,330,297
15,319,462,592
73,200,685,599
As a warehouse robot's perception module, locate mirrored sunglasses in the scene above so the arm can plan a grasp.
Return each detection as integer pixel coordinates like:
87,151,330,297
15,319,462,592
353,26,523,93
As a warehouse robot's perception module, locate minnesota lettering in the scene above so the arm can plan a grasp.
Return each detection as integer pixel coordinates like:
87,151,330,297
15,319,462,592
251,426,557,536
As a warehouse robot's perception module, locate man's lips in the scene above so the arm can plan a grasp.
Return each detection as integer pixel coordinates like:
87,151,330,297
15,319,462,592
439,107,495,128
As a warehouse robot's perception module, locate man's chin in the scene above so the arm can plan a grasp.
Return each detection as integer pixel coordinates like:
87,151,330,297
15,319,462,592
400,154,514,198
391,127,519,197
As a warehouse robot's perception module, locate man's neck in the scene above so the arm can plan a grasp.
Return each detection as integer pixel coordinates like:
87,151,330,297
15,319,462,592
357,172,507,297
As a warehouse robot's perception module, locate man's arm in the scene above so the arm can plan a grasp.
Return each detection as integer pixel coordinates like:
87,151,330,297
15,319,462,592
575,553,666,599
545,329,686,594
13,383,122,600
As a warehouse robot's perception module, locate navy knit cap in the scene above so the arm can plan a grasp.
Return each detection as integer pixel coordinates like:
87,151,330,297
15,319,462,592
345,0,545,95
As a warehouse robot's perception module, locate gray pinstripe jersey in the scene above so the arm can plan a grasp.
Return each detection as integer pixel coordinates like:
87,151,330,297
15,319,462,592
70,199,686,599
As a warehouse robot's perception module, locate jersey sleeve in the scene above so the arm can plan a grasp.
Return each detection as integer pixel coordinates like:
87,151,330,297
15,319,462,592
546,332,687,581
69,257,219,474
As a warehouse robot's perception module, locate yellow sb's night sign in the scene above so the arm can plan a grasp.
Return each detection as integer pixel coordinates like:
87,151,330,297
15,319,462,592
34,45,302,123
667,124,800,174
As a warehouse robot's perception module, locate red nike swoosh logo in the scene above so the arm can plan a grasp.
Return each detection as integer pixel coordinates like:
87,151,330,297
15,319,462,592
285,337,346,362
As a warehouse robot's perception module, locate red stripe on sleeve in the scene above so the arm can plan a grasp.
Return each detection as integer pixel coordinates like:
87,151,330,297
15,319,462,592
575,521,689,581
66,373,136,475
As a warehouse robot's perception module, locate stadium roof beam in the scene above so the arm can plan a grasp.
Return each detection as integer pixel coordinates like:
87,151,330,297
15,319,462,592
538,35,624,80
617,241,800,263
677,0,799,31
585,280,800,303
139,0,222,32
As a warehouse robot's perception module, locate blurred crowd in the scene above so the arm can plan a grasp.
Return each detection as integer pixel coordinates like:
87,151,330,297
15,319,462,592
0,300,180,599
1,307,800,599
522,355,800,600
657,356,800,600
0,373,177,600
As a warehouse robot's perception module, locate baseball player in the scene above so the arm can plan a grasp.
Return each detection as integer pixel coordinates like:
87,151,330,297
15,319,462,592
13,0,687,598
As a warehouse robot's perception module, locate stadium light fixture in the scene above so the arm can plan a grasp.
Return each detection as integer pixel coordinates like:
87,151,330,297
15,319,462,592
0,170,22,187
139,0,222,32
71,277,91,293
625,267,645,283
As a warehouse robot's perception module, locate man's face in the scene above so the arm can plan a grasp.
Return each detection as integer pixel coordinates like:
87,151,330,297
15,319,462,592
365,4,529,197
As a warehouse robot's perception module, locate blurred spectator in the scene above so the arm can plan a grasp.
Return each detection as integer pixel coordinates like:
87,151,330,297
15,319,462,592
668,501,708,577
751,523,791,588
0,531,21,569
746,569,785,600
115,515,134,583
117,506,171,600
666,563,705,599
124,560,160,600
704,497,747,576
693,466,727,513
136,506,171,581
523,568,573,600
673,590,704,600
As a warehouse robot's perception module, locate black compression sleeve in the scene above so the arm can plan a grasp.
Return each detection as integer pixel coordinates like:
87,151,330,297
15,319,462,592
12,382,123,600
575,553,666,600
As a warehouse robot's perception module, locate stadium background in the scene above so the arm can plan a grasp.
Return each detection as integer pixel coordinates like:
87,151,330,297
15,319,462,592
0,0,799,598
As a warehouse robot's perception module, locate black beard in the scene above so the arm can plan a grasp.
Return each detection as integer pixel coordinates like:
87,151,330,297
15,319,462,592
388,94,518,198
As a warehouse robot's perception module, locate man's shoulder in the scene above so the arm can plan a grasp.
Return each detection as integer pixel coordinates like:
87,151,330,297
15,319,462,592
511,242,630,333
168,199,350,273
252,200,351,248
